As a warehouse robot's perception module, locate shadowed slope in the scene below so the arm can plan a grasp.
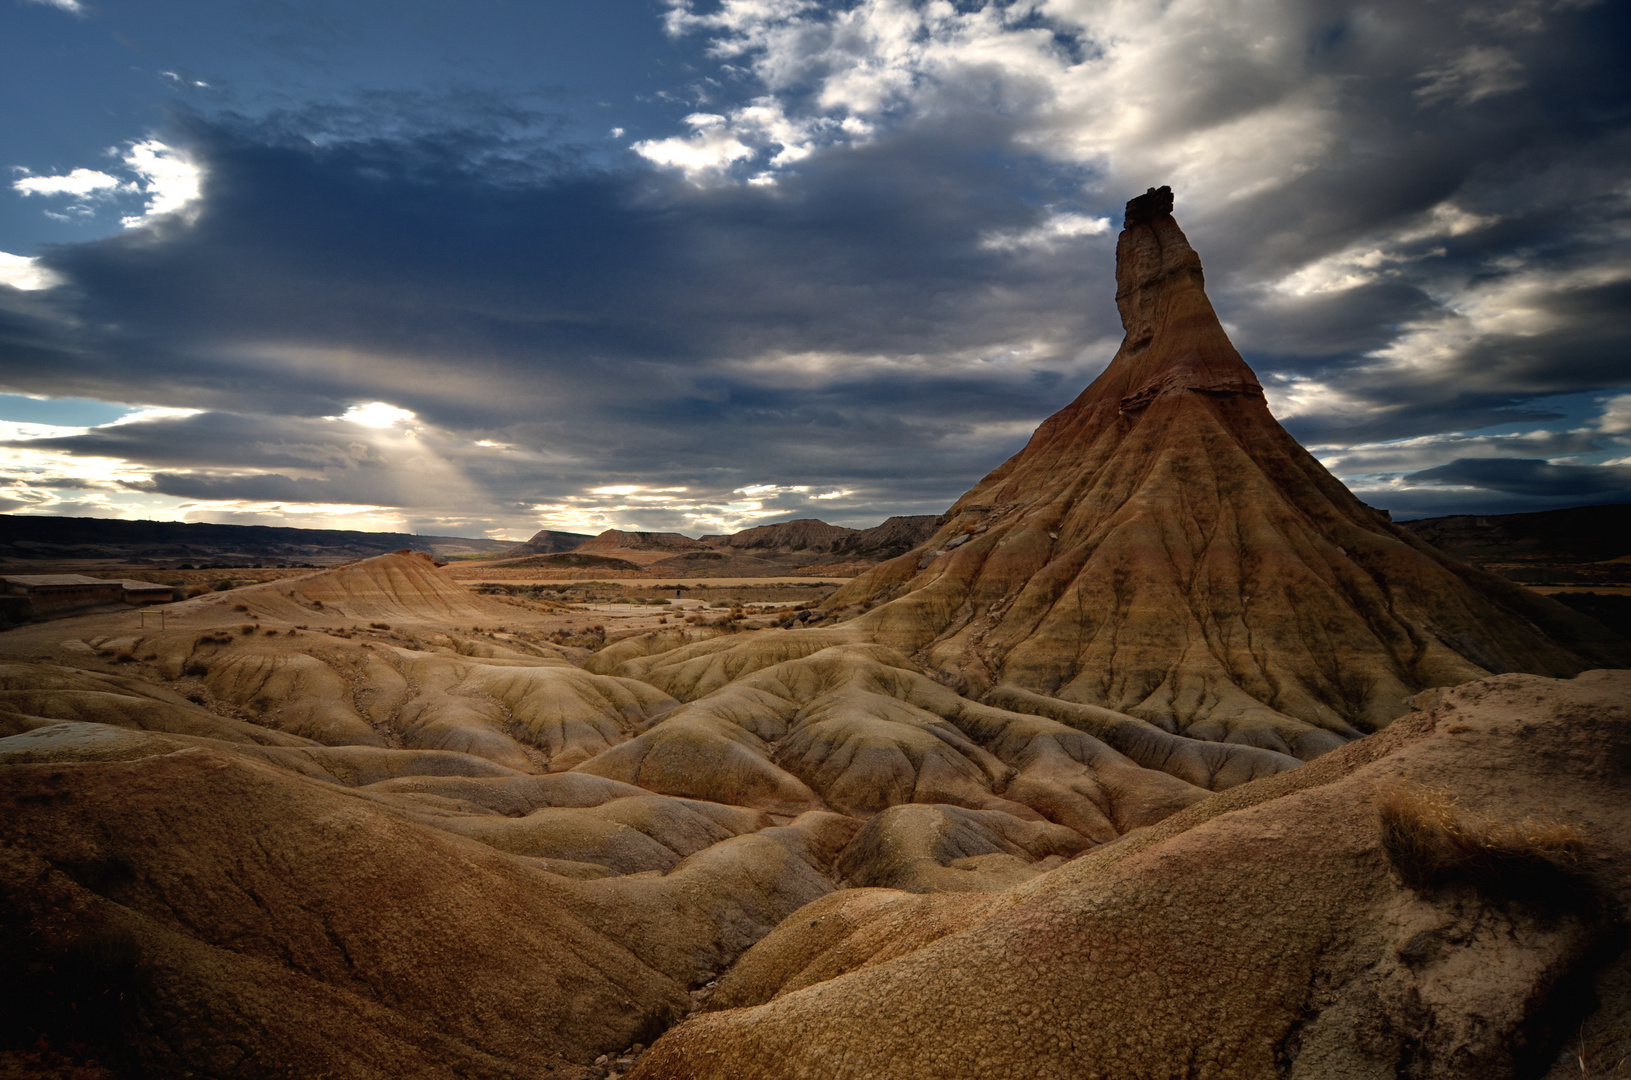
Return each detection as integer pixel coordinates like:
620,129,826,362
632,670,1631,1080
828,187,1629,755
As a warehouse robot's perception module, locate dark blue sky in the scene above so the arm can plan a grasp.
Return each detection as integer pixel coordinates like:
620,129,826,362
2,0,1629,537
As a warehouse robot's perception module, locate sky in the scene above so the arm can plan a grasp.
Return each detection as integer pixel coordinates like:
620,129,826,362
1,0,1628,540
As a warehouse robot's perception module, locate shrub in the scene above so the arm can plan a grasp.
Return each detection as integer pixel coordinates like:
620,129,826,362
212,580,235,592
232,603,249,613
370,622,391,630
1377,782,1589,898
240,625,256,635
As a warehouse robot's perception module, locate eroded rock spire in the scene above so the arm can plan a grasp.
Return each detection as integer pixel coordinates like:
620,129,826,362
825,187,1628,755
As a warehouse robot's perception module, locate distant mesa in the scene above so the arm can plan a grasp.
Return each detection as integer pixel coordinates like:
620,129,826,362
501,528,595,557
483,517,945,577
0,513,513,565
580,530,713,554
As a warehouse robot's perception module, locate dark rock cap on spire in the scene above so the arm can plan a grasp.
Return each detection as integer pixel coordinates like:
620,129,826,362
1124,185,1174,227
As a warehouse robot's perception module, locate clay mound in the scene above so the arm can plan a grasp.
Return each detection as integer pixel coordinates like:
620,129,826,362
833,803,1087,893
0,738,856,1077
575,636,1270,840
116,624,679,770
500,528,594,557
632,669,1631,1080
829,515,941,561
184,550,515,625
711,519,857,554
828,187,1630,755
579,529,710,553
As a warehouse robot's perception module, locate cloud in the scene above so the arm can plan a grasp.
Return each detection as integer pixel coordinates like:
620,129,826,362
1405,457,1631,498
1414,46,1526,107
0,252,64,292
980,212,1111,252
9,140,202,230
22,0,85,15
633,113,758,178
1272,202,1501,297
336,402,417,429
12,168,128,199
118,141,203,227
3,0,1629,531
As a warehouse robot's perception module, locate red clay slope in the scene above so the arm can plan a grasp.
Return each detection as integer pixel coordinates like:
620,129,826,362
829,187,1628,758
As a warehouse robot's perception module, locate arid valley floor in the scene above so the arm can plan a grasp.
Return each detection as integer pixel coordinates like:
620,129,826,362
2,190,1629,1080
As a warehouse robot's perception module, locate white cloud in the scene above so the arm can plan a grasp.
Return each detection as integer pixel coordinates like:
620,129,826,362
1262,374,1382,423
1273,202,1500,297
0,251,64,291
633,113,757,178
336,402,418,429
1365,257,1631,379
12,168,128,199
980,212,1111,252
0,420,88,441
11,140,202,230
118,140,202,227
106,405,205,427
1590,393,1631,436
648,0,1355,208
22,0,85,15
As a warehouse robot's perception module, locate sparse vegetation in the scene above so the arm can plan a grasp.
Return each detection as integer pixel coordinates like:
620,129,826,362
1377,782,1589,897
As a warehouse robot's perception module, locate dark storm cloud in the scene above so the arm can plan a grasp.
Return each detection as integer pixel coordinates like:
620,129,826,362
1407,458,1631,499
2,0,1629,530
2,110,1122,529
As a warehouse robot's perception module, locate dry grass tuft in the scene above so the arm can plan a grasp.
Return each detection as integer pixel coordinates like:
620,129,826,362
1377,782,1588,898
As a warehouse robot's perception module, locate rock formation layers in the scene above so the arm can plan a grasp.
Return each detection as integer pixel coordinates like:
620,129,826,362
828,186,1628,757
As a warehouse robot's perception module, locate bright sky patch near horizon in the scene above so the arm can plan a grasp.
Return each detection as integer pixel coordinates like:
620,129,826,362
1,0,1628,540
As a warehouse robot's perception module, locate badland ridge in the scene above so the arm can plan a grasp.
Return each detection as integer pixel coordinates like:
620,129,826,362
0,188,1626,1080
